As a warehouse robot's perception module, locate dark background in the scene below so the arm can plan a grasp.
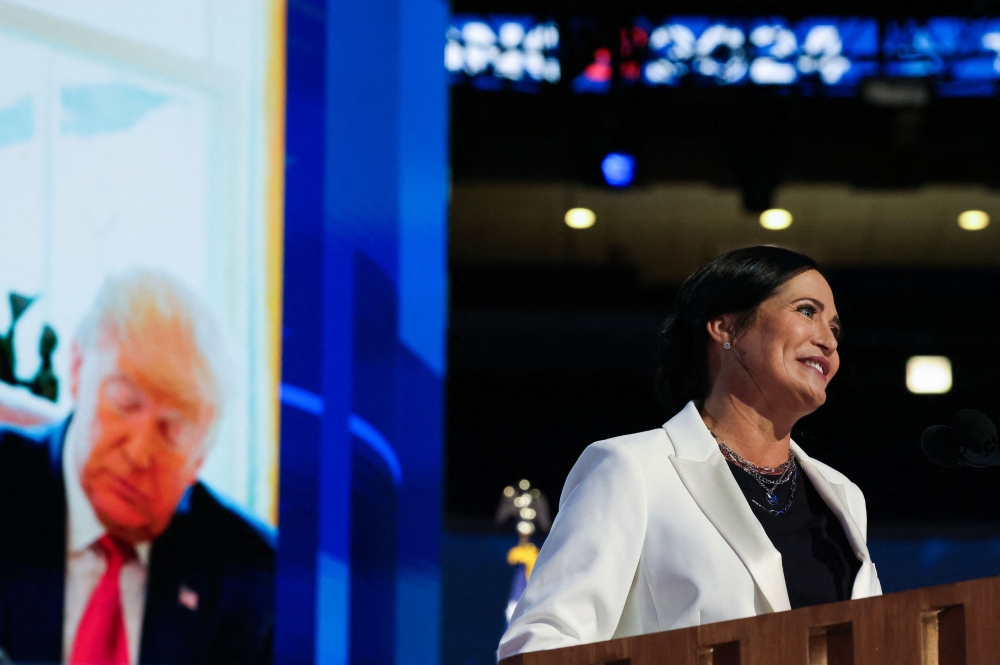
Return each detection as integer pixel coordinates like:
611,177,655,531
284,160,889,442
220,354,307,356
446,266,1000,528
441,3,1000,663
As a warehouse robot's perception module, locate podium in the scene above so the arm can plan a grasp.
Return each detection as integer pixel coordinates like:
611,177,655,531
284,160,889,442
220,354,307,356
499,576,1000,665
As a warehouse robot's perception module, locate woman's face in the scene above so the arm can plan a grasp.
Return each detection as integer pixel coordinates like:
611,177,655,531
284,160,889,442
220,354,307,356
724,269,841,418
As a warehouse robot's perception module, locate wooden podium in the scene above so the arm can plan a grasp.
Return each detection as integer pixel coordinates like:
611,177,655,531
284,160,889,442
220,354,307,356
499,576,1000,665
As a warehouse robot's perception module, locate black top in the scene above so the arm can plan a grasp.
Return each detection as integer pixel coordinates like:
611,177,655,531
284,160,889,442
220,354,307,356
727,461,861,609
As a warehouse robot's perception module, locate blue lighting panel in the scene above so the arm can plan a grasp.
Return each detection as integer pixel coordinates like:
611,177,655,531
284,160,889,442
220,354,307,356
883,19,950,78
447,15,1000,98
280,1,448,663
638,16,879,90
644,17,749,87
949,19,1000,95
446,15,560,92
793,18,879,89
884,18,1000,96
744,17,798,86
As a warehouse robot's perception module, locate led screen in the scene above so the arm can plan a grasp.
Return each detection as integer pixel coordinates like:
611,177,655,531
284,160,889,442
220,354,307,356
574,17,880,92
0,1,284,662
446,15,560,91
449,14,1000,98
884,18,1000,96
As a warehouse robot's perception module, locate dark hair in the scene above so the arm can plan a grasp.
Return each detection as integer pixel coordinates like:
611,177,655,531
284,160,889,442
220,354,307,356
655,245,819,418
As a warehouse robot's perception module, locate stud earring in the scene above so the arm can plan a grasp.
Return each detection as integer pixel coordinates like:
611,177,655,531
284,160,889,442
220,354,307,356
723,342,731,349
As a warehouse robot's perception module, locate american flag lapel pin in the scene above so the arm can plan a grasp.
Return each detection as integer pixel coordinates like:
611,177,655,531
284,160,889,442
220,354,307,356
178,585,199,611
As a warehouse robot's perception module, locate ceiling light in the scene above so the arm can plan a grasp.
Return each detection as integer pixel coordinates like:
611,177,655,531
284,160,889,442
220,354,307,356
906,356,952,395
759,208,792,230
565,208,596,229
958,210,989,231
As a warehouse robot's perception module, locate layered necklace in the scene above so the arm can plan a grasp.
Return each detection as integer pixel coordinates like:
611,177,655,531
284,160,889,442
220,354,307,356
712,431,798,516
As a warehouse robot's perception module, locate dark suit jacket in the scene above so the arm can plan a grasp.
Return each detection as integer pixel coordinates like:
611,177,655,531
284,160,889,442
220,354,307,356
0,420,275,664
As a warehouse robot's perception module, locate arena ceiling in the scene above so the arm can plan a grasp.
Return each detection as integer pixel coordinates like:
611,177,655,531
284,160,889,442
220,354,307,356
450,181,1000,282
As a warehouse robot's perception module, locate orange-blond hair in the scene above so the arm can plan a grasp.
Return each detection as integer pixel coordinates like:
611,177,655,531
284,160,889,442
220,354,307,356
76,269,229,424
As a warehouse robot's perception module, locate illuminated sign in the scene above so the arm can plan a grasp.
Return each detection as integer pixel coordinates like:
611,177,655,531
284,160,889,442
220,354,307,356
446,16,560,91
450,15,1000,98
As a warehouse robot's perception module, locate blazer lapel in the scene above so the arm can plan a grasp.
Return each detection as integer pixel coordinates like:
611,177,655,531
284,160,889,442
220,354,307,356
140,562,208,664
664,403,791,613
139,490,206,664
791,443,876,598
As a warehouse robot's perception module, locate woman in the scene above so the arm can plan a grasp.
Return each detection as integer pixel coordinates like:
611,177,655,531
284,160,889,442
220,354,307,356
498,246,881,659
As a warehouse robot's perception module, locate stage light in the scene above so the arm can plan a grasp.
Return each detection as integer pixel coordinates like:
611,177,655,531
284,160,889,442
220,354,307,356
601,153,635,187
958,210,989,231
499,22,525,49
495,50,526,80
759,208,792,230
750,57,797,84
544,58,561,82
448,17,560,88
444,40,464,72
525,51,545,79
462,21,496,46
906,356,952,394
565,208,596,229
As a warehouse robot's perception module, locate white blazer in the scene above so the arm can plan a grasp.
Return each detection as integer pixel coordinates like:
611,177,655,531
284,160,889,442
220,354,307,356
498,401,881,659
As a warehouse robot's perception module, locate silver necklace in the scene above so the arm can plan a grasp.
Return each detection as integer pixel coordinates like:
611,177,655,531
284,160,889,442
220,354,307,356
747,466,797,516
721,442,795,503
713,433,798,515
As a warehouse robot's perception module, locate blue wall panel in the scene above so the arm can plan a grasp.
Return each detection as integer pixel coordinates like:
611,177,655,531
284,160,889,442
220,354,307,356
324,0,400,282
277,0,448,662
399,0,449,377
353,253,399,437
394,347,444,665
276,1,327,661
396,0,448,662
316,233,354,665
350,437,399,665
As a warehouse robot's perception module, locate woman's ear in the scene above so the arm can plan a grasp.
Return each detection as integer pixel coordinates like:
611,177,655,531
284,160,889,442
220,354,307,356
706,315,736,346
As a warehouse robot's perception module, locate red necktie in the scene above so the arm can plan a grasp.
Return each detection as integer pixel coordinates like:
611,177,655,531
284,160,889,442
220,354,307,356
70,534,135,665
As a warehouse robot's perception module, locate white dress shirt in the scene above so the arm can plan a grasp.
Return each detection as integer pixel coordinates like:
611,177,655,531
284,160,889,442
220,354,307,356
62,419,151,665
499,401,881,659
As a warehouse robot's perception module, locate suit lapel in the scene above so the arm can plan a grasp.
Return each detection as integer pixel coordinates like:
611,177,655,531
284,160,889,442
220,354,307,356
139,489,206,664
791,443,876,598
140,561,208,664
664,403,791,613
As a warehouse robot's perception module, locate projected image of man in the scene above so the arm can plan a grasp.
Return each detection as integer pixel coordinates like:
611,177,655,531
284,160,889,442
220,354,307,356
0,269,275,665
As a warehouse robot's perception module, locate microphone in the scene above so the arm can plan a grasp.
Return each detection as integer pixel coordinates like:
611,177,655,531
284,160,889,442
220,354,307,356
921,409,1000,468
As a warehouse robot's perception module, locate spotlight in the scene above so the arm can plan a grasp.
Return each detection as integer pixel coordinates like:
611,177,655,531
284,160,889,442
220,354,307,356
601,153,635,188
906,356,952,395
759,208,792,230
564,208,596,229
958,210,989,231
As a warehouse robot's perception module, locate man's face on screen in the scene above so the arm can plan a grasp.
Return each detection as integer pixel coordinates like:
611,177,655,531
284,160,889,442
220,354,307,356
79,346,214,544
